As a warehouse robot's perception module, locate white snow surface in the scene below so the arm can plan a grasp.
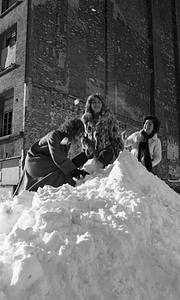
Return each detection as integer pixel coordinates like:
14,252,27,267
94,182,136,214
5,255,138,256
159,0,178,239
0,150,180,300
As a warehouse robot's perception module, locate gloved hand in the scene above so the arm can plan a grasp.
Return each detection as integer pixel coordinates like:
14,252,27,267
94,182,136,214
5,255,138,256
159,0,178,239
71,168,90,180
79,169,90,177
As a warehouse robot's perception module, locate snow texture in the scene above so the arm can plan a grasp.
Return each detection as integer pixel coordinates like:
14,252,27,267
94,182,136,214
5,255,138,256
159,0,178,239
0,150,180,300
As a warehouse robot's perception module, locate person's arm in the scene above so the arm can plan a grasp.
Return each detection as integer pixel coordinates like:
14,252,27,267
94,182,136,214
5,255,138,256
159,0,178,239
152,139,162,167
81,134,95,157
121,131,136,148
47,131,76,175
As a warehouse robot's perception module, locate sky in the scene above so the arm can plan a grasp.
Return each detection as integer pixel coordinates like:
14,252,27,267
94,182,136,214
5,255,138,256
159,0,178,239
0,149,180,300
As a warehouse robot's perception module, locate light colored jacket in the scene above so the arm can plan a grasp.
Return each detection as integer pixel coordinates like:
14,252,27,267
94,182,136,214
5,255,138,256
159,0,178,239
124,131,162,167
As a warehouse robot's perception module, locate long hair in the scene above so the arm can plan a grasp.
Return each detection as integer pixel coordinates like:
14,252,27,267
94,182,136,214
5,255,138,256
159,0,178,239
84,93,107,117
59,118,85,140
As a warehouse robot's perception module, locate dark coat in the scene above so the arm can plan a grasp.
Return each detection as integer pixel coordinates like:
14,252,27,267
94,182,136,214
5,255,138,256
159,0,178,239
14,130,77,194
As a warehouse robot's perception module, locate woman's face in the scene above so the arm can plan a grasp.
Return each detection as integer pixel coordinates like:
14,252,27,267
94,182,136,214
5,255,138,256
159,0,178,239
143,119,154,135
91,97,103,113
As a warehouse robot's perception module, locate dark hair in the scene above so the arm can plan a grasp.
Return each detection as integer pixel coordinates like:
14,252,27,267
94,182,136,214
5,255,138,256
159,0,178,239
60,118,85,140
84,93,107,117
143,115,160,133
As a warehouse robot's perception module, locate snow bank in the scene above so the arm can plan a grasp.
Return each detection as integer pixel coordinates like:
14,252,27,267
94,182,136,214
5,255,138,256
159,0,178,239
0,150,180,300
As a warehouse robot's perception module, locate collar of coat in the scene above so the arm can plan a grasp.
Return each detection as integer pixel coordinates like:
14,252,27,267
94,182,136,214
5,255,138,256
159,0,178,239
135,131,158,142
150,133,158,140
140,131,158,141
60,137,71,145
82,112,101,125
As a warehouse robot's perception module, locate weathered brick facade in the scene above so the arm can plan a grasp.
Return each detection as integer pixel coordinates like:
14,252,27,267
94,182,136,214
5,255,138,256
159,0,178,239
0,0,180,191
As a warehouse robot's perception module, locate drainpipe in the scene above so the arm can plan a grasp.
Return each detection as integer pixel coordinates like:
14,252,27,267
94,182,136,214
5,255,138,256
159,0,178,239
23,0,32,168
104,0,108,98
147,0,155,115
171,0,180,145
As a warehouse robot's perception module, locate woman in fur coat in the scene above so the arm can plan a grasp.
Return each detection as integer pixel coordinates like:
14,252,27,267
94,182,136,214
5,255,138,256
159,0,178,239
14,118,89,195
121,115,162,172
81,93,123,167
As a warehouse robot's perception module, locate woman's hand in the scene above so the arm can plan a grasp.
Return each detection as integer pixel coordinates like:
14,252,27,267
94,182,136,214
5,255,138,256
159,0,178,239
71,169,89,180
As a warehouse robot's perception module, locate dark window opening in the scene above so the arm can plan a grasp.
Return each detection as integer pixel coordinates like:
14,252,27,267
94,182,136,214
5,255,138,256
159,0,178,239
0,26,17,71
3,28,17,49
2,0,17,13
1,96,13,136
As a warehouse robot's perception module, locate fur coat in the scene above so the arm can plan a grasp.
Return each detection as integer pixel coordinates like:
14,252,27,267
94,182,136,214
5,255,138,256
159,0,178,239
81,107,123,161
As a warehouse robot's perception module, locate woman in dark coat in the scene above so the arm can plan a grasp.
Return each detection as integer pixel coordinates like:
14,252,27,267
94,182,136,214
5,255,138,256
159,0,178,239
14,118,88,195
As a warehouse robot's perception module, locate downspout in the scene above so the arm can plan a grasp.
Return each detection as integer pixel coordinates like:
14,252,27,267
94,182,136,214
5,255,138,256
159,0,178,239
104,0,108,98
171,0,180,146
23,0,32,169
147,0,155,115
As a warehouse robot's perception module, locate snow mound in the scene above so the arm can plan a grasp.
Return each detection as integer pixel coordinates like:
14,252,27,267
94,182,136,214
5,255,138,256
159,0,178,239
0,150,180,300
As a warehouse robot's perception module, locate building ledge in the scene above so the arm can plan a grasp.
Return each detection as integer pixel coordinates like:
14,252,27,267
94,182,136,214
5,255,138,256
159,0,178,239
0,155,21,162
0,132,24,144
0,64,20,77
0,1,23,18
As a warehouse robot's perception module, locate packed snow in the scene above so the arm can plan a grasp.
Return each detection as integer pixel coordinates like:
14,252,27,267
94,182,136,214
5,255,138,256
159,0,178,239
0,150,180,300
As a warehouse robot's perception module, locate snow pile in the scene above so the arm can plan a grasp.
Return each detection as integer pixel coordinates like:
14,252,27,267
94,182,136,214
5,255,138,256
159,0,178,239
0,150,180,300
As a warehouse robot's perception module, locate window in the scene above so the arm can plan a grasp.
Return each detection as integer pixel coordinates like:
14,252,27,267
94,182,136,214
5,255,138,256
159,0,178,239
0,91,13,137
2,0,17,13
2,96,13,136
2,28,17,49
0,26,17,70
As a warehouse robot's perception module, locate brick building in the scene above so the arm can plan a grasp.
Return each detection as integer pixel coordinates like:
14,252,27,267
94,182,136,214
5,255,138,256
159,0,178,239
0,0,180,195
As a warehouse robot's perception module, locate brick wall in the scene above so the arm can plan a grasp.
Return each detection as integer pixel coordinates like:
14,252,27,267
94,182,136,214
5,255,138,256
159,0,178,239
21,0,180,180
24,84,85,151
0,0,180,181
0,0,27,158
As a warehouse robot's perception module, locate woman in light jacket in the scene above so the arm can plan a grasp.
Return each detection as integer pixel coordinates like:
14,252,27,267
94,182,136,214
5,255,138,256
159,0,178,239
121,115,162,172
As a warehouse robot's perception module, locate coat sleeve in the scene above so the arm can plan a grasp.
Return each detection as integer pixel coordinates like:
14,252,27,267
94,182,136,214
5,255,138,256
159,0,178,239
123,132,137,148
81,134,95,151
47,131,76,175
151,138,162,167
